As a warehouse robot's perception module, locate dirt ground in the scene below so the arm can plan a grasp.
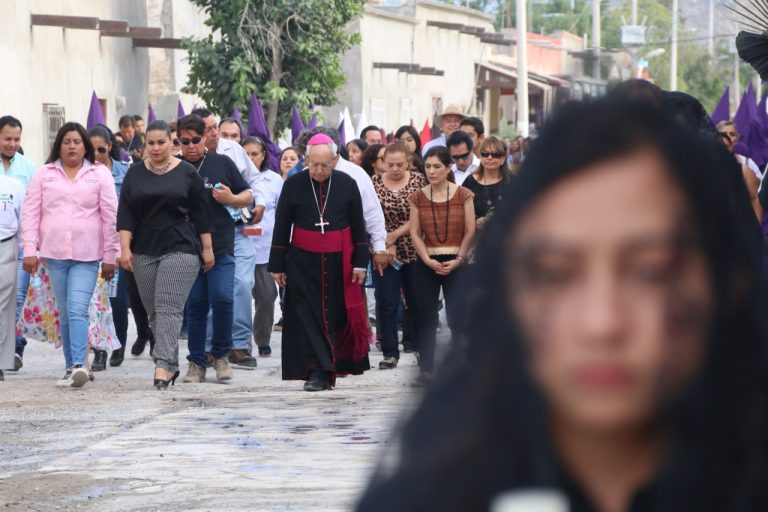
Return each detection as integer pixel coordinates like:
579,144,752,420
0,325,424,511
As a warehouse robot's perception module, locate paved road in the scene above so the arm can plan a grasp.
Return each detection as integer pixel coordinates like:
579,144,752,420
0,321,424,511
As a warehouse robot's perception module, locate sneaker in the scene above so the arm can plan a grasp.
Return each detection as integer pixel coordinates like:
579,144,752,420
92,350,108,372
205,353,214,368
182,362,207,383
273,318,283,332
258,346,272,357
211,357,233,381
229,349,258,368
70,365,89,388
13,354,23,371
56,369,73,387
379,356,399,370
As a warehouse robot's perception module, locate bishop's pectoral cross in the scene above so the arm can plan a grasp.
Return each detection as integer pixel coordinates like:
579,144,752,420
315,216,330,234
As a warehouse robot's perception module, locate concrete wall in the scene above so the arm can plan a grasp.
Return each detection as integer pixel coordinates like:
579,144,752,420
326,0,495,136
0,0,206,164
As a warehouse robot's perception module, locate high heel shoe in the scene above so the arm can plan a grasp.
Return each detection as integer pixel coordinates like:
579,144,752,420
154,368,180,390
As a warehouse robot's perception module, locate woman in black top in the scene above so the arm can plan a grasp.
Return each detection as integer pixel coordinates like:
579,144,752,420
461,135,511,230
356,100,768,511
117,120,213,389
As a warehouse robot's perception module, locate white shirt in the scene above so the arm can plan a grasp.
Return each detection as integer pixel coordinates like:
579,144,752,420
736,154,764,181
250,169,283,264
216,138,266,207
422,134,446,156
335,157,387,252
451,154,481,186
0,174,25,240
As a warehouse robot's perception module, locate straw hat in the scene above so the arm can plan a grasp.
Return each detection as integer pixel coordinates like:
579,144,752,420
440,103,466,120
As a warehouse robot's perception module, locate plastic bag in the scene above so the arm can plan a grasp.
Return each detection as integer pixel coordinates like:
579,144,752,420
16,262,62,347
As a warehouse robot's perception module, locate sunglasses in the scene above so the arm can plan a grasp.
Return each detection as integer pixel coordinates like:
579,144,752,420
480,151,505,159
451,151,472,162
96,147,109,154
180,136,203,145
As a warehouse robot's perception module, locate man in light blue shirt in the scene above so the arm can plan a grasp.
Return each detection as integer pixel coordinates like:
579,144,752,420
421,103,466,156
0,116,36,371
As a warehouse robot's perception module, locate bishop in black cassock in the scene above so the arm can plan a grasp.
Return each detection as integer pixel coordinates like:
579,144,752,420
268,138,371,391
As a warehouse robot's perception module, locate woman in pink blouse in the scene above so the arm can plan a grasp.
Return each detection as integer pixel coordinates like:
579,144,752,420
21,122,119,388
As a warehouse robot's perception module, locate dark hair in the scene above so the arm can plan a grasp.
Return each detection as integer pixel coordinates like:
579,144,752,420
190,108,213,120
395,125,422,155
118,115,135,128
0,115,22,132
460,116,485,136
219,117,245,137
46,122,95,164
87,125,122,161
241,136,268,171
346,139,368,153
360,125,381,142
132,115,144,122
356,99,768,510
146,120,171,137
176,115,205,136
423,146,455,183
384,141,410,159
663,91,720,143
446,130,473,151
609,78,665,108
475,136,511,183
360,143,386,176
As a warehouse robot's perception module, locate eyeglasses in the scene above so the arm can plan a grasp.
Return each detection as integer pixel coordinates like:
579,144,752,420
480,151,505,159
718,131,736,139
180,136,203,145
172,139,180,146
96,147,109,154
451,151,472,162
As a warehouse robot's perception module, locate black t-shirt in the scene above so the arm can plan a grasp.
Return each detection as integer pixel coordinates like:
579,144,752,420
462,174,508,219
117,161,212,256
184,152,250,256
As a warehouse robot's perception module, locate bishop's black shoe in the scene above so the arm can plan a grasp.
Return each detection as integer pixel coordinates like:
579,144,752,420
109,347,125,367
303,369,331,392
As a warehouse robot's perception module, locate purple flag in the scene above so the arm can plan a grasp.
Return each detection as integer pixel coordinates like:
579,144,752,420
148,104,157,123
710,87,730,125
248,95,280,172
177,100,186,119
291,106,305,143
232,106,242,124
338,117,346,146
733,83,757,154
86,91,105,130
307,113,318,130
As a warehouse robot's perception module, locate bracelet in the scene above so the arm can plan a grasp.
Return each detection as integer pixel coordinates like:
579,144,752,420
374,251,389,256
456,255,465,263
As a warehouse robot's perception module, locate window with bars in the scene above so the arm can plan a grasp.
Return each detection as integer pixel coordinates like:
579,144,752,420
43,104,66,156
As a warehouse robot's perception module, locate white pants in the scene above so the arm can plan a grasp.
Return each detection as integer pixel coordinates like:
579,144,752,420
0,238,18,370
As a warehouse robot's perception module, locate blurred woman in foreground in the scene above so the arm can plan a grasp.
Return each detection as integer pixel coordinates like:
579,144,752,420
357,99,768,511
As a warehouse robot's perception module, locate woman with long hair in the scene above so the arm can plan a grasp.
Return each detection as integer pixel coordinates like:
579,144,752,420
357,99,768,511
117,120,213,389
361,143,386,177
396,125,424,174
408,146,475,386
346,139,368,167
462,135,512,230
21,122,119,388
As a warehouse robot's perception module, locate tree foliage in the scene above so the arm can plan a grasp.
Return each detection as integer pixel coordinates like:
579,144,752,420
183,0,364,136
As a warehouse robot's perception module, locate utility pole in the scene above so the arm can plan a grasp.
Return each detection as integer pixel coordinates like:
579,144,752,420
708,0,715,56
631,0,638,25
517,0,529,137
592,0,601,79
670,0,678,91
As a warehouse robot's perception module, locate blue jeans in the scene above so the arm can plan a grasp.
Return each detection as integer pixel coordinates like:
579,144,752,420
373,262,418,359
231,228,257,350
109,269,129,348
45,259,99,369
15,251,30,355
187,252,235,366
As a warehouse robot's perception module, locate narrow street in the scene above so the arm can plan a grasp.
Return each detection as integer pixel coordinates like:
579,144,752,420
0,325,423,511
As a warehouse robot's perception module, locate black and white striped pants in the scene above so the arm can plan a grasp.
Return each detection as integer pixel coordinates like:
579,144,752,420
133,252,200,372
